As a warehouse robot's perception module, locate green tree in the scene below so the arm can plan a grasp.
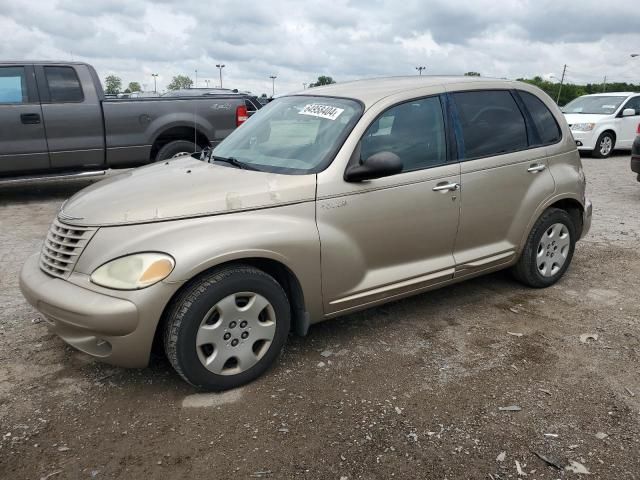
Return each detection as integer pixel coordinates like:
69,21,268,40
127,81,141,92
464,72,481,77
104,75,122,95
167,75,193,90
308,75,336,87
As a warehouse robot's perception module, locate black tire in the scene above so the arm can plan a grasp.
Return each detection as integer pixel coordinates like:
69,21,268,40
592,132,614,159
155,140,198,162
511,208,576,288
163,265,290,391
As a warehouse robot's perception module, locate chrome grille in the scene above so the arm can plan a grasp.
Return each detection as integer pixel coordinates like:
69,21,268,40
39,218,97,279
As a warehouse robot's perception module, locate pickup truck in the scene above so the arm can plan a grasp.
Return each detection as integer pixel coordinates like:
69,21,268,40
0,61,257,179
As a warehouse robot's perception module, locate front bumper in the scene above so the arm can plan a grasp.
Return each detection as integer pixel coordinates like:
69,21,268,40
20,253,177,368
571,130,597,150
581,198,593,239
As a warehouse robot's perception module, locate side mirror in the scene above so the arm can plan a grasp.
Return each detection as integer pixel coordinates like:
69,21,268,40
622,108,636,117
344,151,403,182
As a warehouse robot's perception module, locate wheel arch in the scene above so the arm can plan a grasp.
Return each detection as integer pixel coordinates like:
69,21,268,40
597,128,617,147
152,257,310,359
150,125,210,161
518,194,585,254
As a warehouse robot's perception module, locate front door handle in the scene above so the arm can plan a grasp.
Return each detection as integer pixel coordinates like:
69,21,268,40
20,113,41,124
432,182,460,192
527,163,546,173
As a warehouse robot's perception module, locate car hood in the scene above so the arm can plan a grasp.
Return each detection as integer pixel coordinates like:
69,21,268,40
59,157,317,227
563,113,610,125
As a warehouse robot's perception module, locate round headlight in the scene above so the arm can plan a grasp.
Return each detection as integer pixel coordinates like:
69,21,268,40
90,253,175,290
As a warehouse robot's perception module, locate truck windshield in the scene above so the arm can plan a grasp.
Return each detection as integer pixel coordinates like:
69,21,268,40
563,95,626,115
211,96,363,174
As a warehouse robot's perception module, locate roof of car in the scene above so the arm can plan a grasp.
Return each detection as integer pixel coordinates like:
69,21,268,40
290,75,514,107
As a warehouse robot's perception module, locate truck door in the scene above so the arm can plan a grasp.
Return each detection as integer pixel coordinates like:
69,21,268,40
0,65,49,175
35,64,105,169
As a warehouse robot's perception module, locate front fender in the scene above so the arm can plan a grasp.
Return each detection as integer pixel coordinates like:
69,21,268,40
74,202,324,322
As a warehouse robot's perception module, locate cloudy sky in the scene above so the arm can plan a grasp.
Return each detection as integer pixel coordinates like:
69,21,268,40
1,0,639,95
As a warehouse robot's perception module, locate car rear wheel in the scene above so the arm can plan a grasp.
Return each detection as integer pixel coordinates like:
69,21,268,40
155,140,198,161
163,265,291,390
511,208,576,288
592,132,614,158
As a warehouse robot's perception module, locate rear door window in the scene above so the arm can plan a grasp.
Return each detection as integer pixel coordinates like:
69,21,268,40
44,66,84,103
519,91,561,145
452,90,528,159
361,96,447,171
0,67,27,104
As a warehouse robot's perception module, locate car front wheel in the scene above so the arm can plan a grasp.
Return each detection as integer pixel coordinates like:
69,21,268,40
592,132,614,158
164,265,291,390
511,208,576,288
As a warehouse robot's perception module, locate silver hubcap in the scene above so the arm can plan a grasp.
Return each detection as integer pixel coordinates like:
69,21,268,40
172,152,191,158
196,292,276,376
599,136,612,156
537,223,571,277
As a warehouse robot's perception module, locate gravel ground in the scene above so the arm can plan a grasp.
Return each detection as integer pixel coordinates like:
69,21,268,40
0,155,638,480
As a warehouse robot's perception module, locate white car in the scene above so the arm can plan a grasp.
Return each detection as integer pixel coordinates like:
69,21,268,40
563,92,640,158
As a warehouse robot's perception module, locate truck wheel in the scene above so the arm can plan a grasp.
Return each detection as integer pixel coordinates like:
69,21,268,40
511,208,576,288
163,265,291,391
592,132,614,158
155,140,198,161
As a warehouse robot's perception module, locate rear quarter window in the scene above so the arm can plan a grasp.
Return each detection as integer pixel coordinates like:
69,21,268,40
452,90,528,159
44,66,84,103
519,91,561,145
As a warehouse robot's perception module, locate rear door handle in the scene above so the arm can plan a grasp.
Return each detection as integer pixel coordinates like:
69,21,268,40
527,163,546,173
20,113,41,124
432,182,460,192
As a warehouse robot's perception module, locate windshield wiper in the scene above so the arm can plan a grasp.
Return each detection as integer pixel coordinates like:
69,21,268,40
211,155,260,171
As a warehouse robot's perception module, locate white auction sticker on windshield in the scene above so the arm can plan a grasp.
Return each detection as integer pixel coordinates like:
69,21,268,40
299,104,345,120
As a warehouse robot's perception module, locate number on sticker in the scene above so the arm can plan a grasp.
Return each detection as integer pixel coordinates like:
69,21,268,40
299,104,345,120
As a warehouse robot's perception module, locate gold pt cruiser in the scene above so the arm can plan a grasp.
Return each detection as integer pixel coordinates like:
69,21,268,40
20,77,592,390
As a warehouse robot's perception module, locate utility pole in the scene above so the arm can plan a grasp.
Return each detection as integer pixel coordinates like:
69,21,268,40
151,73,158,93
556,64,567,105
195,69,198,88
270,75,277,97
216,64,225,88
415,66,426,76
602,75,607,93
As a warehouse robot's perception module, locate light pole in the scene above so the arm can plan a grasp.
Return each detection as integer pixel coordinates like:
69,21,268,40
270,75,277,97
194,69,198,88
151,73,158,93
556,64,567,105
416,66,426,75
216,64,225,88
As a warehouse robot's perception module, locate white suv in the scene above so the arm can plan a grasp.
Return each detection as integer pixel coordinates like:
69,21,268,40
563,92,640,158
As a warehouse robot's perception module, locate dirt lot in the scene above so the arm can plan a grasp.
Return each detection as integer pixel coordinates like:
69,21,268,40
0,155,639,480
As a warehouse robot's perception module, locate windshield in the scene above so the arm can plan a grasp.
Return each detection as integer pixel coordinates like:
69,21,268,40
563,95,626,115
211,95,363,174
